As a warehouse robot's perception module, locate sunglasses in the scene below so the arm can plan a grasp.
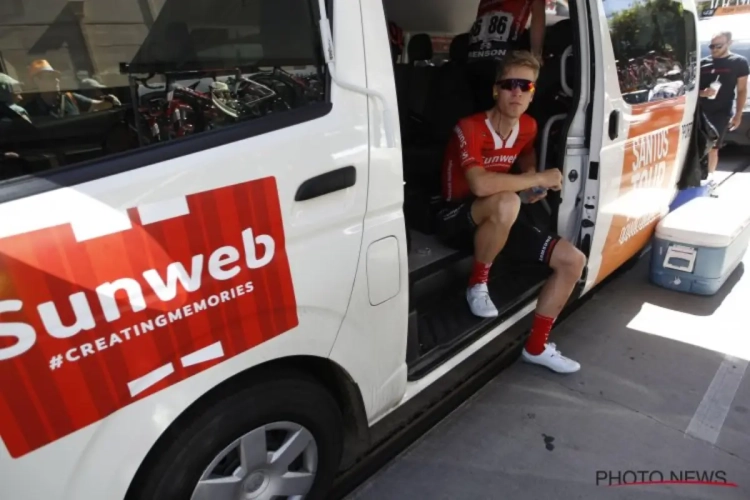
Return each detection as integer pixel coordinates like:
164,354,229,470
709,43,725,50
495,78,536,93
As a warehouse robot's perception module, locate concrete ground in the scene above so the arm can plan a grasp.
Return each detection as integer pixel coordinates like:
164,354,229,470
347,151,750,500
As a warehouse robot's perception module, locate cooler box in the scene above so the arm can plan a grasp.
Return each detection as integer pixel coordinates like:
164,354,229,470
668,183,710,212
650,196,750,295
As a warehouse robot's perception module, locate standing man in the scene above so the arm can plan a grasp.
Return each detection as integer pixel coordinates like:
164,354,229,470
699,31,749,181
467,0,547,63
436,51,586,373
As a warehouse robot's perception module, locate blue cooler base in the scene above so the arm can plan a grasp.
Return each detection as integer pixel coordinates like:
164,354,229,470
649,238,745,296
649,265,740,295
669,184,709,212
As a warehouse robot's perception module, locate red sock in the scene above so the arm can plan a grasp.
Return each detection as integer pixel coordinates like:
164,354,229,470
525,313,555,355
468,260,492,287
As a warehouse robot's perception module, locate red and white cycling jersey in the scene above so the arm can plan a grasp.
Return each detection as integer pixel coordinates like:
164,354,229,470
467,0,536,60
441,111,537,202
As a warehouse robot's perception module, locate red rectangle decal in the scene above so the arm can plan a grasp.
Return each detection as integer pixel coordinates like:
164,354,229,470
0,177,298,458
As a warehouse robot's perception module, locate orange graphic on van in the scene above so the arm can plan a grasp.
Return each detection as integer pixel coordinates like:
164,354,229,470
595,97,686,285
0,177,298,458
698,0,750,17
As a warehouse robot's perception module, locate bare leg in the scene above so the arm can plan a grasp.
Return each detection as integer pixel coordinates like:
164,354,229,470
465,192,521,317
708,148,719,175
535,240,586,318
471,191,521,263
522,240,586,373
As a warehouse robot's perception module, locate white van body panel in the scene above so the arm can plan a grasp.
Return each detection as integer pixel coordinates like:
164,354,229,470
583,0,699,291
0,1,370,498
328,0,410,424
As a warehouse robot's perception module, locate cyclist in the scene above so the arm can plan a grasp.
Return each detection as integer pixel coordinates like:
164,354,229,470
436,51,586,374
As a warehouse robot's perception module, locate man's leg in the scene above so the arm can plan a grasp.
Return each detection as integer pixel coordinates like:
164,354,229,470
706,113,730,179
522,239,587,372
708,147,720,175
466,191,522,317
501,220,586,373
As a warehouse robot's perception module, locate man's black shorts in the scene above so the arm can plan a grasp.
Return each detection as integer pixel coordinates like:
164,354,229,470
435,197,561,266
705,112,731,149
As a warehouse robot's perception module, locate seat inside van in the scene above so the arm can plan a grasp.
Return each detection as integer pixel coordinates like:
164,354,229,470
384,0,580,379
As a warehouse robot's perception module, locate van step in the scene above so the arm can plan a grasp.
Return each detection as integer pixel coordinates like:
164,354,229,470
406,261,550,377
407,229,464,282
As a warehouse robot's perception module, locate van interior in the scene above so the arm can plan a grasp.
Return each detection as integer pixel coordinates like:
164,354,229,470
383,0,582,379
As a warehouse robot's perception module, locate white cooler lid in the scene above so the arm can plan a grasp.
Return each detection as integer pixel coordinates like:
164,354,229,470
656,196,750,248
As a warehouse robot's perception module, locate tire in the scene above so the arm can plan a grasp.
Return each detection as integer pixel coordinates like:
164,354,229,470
130,373,344,500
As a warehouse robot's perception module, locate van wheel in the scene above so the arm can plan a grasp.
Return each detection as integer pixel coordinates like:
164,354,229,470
132,375,343,500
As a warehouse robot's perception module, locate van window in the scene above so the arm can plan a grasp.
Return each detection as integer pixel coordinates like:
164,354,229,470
0,0,326,183
604,0,698,105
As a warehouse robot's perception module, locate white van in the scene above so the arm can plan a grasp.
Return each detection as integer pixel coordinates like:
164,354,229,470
0,0,700,498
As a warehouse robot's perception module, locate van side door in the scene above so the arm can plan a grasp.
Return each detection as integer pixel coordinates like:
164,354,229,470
584,0,700,289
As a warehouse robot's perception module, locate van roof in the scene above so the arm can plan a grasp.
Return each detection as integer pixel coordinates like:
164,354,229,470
382,0,568,34
383,0,481,33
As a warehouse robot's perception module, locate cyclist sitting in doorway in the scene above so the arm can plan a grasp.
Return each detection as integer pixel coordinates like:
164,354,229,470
435,50,586,374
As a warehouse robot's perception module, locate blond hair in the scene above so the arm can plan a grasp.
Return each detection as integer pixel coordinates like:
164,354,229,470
496,50,541,80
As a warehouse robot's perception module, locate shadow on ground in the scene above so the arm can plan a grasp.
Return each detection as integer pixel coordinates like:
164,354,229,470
349,252,750,500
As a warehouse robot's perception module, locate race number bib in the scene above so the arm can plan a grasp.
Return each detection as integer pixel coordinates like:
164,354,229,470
470,11,515,44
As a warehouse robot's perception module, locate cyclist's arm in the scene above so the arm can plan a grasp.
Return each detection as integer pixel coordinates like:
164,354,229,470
466,167,542,196
516,148,537,174
530,0,546,61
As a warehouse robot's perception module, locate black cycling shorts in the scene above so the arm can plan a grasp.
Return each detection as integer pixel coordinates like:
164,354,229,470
435,197,561,266
705,112,731,149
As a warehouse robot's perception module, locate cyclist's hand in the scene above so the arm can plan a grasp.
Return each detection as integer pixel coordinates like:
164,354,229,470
525,188,547,204
537,169,563,190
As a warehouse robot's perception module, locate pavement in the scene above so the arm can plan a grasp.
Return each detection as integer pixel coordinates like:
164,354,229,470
347,151,750,499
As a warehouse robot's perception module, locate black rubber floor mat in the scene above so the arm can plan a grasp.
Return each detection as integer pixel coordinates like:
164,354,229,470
408,263,551,378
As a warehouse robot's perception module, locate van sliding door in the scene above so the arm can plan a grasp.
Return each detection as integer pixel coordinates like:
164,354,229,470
583,0,699,292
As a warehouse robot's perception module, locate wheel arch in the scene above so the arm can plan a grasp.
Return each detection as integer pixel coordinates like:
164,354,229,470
123,355,371,500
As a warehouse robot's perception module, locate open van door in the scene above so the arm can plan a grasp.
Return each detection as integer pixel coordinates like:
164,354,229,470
583,0,700,291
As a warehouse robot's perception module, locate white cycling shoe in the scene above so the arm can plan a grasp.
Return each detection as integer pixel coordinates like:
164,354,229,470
466,283,499,318
522,342,581,373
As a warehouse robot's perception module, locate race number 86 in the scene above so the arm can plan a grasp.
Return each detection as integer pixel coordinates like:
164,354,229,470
471,13,513,42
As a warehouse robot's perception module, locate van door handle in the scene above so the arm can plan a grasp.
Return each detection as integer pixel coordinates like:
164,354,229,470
295,166,357,201
608,110,620,140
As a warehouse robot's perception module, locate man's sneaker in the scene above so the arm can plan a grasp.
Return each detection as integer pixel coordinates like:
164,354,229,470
522,342,581,373
466,283,498,318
